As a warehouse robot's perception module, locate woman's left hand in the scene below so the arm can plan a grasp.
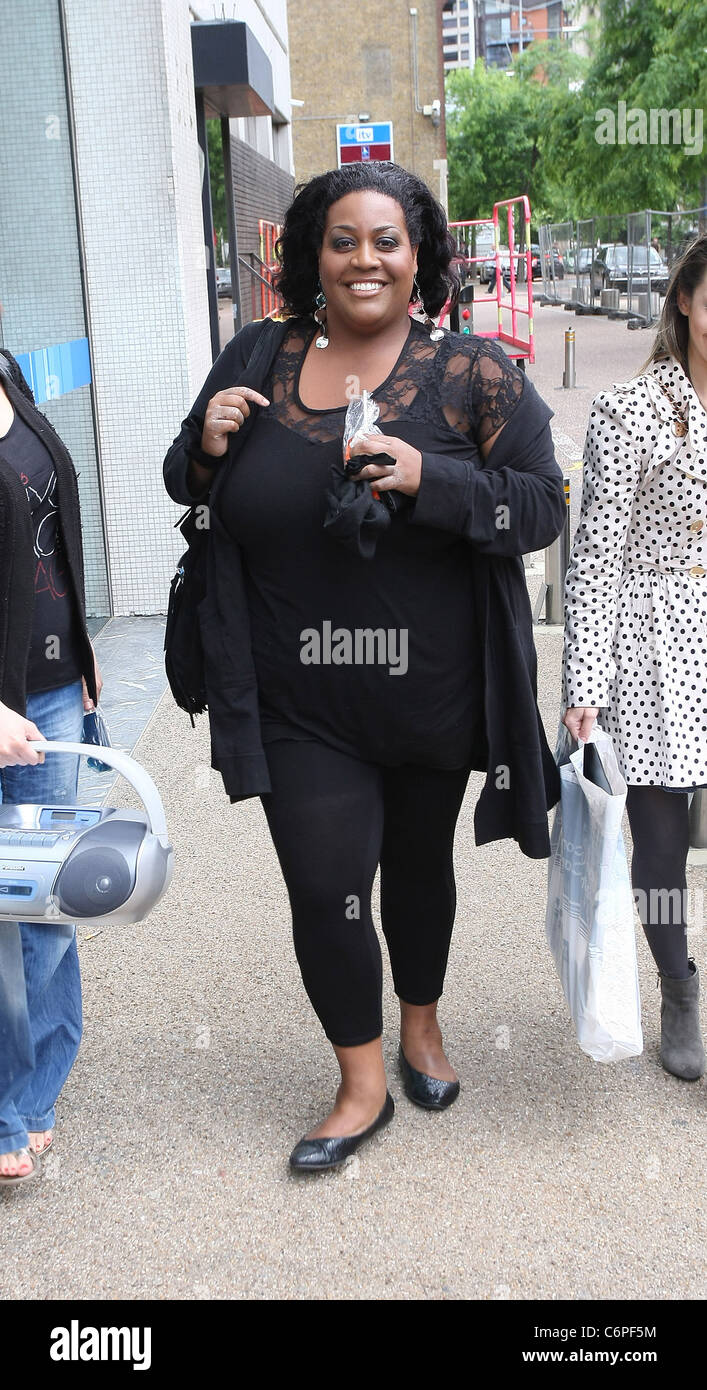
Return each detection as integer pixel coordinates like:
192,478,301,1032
347,433,423,496
82,648,104,711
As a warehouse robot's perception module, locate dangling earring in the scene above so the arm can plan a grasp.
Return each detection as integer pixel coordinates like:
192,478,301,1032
413,273,444,341
313,279,329,349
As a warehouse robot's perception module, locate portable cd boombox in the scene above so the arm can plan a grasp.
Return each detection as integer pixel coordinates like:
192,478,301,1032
0,741,174,927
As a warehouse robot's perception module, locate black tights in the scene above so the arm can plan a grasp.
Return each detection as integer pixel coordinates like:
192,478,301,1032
625,785,691,979
260,739,471,1047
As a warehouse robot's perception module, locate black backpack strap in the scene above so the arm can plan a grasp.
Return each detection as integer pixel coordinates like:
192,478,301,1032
217,317,291,464
238,316,291,390
181,317,293,525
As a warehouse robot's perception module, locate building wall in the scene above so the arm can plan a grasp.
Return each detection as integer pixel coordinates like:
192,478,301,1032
442,0,476,70
62,0,212,615
0,0,110,616
193,0,295,172
479,1,569,67
192,0,294,332
229,141,294,326
3,0,295,616
287,0,446,204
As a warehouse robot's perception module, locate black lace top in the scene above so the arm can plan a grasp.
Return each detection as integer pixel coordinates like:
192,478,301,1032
265,315,523,445
213,316,528,769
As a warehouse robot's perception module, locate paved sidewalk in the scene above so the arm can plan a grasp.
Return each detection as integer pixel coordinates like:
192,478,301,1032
1,308,704,1301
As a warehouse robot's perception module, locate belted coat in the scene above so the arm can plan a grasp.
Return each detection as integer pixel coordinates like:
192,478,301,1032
563,355,707,787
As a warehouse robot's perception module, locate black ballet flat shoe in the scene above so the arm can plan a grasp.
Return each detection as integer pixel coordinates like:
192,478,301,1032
289,1092,395,1173
398,1044,460,1110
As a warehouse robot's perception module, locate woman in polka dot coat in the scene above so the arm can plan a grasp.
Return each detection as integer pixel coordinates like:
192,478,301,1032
562,234,707,1081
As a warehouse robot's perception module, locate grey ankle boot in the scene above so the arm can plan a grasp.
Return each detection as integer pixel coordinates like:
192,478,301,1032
659,960,706,1080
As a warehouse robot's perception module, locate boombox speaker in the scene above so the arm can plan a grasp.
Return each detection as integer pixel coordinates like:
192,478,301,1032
0,741,174,927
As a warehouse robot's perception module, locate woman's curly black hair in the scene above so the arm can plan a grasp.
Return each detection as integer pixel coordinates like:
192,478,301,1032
273,162,460,319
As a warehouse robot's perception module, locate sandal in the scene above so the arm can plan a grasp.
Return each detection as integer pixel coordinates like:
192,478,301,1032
28,1133,53,1157
0,1147,39,1187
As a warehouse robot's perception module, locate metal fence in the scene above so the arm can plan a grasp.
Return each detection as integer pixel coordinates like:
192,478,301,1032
538,205,706,326
538,221,573,303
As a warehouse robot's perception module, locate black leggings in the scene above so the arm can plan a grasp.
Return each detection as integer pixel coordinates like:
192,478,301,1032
625,785,691,979
260,739,471,1047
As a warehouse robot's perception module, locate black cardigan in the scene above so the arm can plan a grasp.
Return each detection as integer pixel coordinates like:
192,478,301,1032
0,351,97,716
163,320,565,858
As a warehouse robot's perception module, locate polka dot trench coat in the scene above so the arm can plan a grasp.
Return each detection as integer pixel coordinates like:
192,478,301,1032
563,356,707,788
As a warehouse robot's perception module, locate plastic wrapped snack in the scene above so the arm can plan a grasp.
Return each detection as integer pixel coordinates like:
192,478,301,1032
324,390,409,558
343,390,396,485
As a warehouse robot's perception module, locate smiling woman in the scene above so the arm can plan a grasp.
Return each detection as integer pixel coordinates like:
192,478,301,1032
274,162,457,325
163,160,565,1175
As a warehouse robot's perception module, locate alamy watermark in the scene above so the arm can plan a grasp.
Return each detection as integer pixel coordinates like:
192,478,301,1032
594,886,704,931
595,102,703,155
300,621,408,676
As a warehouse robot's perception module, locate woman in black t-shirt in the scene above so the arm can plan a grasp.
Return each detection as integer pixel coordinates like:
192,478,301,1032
164,162,565,1173
0,352,102,1187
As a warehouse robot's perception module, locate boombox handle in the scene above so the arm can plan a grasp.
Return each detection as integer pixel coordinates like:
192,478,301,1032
28,741,169,841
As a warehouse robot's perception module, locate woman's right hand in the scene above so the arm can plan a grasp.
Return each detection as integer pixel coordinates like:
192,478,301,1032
0,702,44,767
200,386,270,460
563,706,599,742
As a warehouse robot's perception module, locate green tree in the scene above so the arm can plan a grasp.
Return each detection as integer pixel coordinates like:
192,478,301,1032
446,43,588,224
565,0,706,214
447,2,705,226
447,63,537,220
207,120,227,261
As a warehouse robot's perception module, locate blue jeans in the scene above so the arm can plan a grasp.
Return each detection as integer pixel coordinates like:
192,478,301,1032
0,680,84,1154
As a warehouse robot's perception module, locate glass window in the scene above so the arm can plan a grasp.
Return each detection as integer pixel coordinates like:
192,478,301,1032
0,0,109,616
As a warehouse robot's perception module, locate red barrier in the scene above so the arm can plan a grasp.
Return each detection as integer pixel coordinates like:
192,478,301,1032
446,197,535,365
257,218,283,318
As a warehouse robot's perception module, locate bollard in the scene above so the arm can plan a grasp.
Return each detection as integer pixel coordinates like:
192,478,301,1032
562,329,576,389
688,789,707,865
635,291,660,323
689,790,707,848
544,477,571,624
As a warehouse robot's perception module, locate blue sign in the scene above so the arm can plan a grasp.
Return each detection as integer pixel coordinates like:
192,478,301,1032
14,337,91,405
338,123,393,148
337,122,394,166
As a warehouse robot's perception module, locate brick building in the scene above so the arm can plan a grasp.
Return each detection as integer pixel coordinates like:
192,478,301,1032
476,2,570,68
287,0,448,210
442,0,476,69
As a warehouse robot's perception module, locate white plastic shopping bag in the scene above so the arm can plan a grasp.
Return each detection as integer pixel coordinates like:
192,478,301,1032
546,725,643,1062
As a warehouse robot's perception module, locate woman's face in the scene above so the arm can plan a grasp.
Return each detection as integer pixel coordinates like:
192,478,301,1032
318,190,418,335
678,265,707,375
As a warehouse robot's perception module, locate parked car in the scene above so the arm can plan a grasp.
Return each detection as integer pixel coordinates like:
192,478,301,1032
564,247,595,275
590,244,669,295
481,246,540,286
215,265,232,296
480,251,515,286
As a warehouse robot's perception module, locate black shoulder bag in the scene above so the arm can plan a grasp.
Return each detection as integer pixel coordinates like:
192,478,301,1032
164,318,290,722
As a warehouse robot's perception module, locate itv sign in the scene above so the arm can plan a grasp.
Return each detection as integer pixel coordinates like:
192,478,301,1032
337,122,394,165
